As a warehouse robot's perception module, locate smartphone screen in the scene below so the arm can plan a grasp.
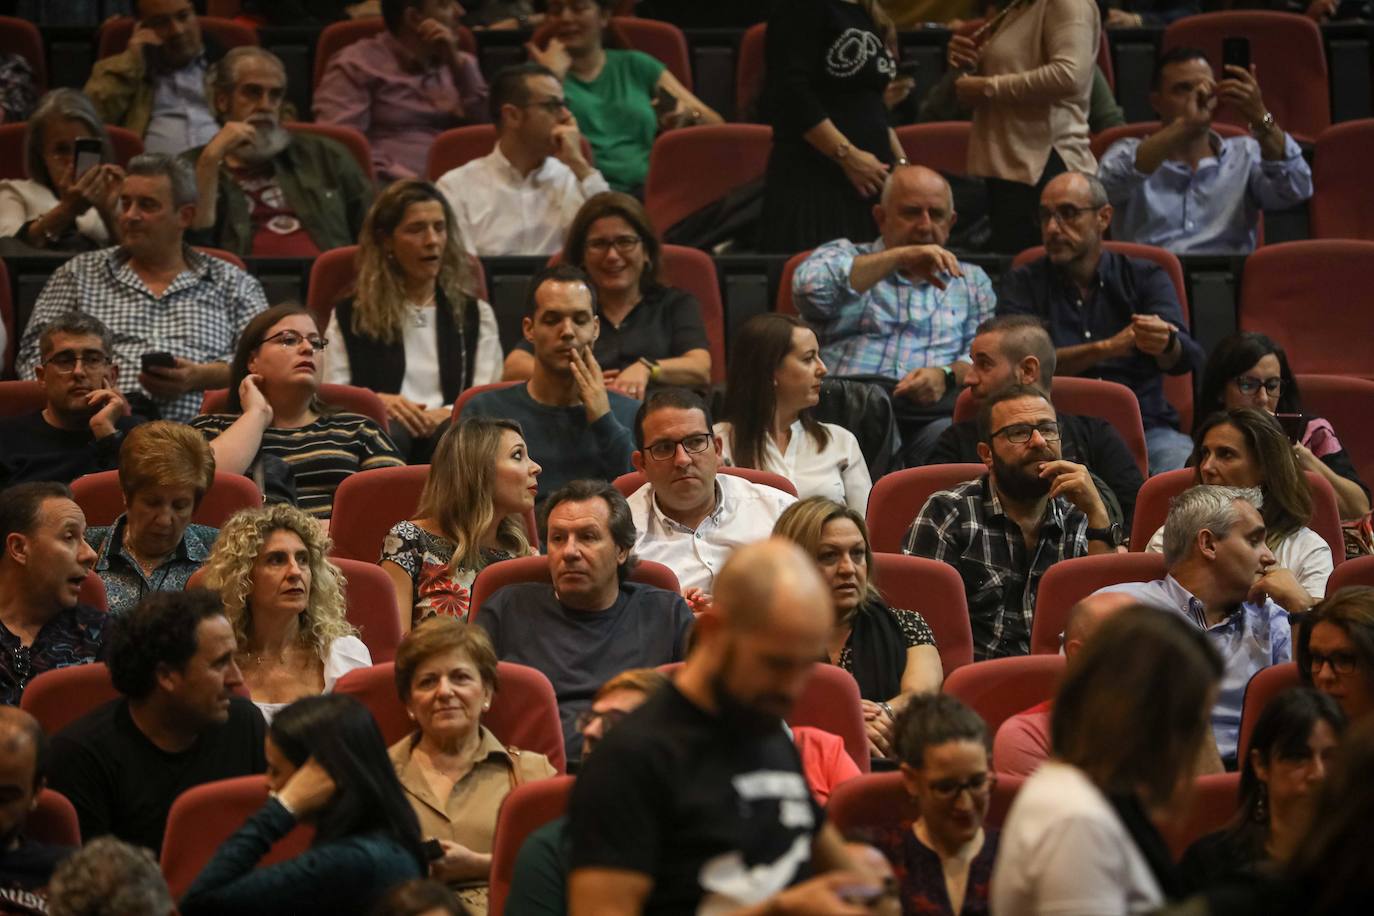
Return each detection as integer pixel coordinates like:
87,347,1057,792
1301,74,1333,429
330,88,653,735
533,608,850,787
1222,37,1251,73
74,137,103,180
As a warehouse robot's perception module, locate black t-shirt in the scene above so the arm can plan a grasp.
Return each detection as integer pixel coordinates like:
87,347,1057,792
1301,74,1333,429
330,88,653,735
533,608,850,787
0,411,142,490
514,285,710,373
568,684,824,914
46,697,267,855
0,838,72,915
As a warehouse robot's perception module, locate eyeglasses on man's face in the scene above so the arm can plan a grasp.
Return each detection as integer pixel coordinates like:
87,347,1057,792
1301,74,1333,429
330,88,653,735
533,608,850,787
643,433,713,462
1036,204,1099,227
43,349,110,373
260,330,329,351
575,707,629,733
990,421,1061,444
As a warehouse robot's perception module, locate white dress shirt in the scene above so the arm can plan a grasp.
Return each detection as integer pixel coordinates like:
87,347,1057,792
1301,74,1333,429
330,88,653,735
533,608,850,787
628,473,797,594
1144,523,1333,599
437,144,610,257
714,420,871,515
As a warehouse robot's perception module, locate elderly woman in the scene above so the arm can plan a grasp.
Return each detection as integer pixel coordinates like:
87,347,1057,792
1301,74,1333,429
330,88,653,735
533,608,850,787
200,504,371,722
193,303,404,519
1298,586,1374,725
323,180,503,463
85,421,219,616
0,88,123,250
774,496,943,757
389,617,556,912
382,417,539,631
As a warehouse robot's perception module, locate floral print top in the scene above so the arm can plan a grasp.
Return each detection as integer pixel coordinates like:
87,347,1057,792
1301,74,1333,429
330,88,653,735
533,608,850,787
381,520,514,626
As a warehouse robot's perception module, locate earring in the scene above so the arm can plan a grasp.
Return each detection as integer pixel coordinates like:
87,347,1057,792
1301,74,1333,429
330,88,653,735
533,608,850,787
1253,783,1268,823
483,702,491,711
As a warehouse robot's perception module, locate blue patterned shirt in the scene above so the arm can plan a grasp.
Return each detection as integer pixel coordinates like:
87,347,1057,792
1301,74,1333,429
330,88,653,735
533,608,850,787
85,517,218,617
792,238,995,381
0,605,107,706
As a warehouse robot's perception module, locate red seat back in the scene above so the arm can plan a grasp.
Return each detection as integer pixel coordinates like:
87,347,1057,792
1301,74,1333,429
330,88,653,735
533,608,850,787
827,771,1025,835
452,381,523,422
77,572,107,612
735,22,766,119
489,776,575,916
334,661,568,772
71,469,262,528
199,383,389,429
871,553,974,677
469,554,681,620
943,655,1067,735
612,466,798,500
21,663,119,736
195,246,249,271
427,124,497,180
1295,374,1374,489
1310,120,1374,241
659,245,727,383
644,125,772,238
1162,772,1242,860
97,16,258,61
30,789,80,847
0,17,46,92
774,249,811,317
607,17,692,89
865,464,986,554
1327,554,1374,594
1236,661,1301,763
314,19,475,89
1032,552,1169,654
304,245,359,330
327,464,429,561
895,122,972,176
0,380,45,418
284,122,374,181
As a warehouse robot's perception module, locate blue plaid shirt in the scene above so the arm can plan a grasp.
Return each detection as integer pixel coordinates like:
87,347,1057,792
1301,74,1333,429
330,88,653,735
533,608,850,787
792,238,995,381
85,516,217,617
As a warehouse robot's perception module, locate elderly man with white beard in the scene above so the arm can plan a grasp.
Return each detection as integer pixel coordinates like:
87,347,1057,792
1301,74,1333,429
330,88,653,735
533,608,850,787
187,47,373,258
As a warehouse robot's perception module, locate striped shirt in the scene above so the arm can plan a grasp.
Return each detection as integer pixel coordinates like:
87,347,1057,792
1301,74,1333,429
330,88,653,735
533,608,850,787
191,412,403,519
792,238,995,380
902,476,1090,660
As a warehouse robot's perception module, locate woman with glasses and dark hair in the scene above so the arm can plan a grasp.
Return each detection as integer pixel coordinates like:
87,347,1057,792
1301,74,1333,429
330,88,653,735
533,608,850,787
1197,332,1369,521
1297,586,1374,725
501,192,711,399
180,694,427,915
192,303,404,520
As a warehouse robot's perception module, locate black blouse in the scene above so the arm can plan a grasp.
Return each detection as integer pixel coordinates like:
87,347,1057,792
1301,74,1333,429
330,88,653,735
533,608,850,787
515,284,709,372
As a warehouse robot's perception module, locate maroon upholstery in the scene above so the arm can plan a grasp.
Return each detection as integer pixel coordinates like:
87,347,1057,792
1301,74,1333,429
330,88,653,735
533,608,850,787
284,122,374,180
735,22,766,118
489,776,574,916
943,655,1067,735
0,17,45,91
865,464,986,554
1237,662,1301,762
452,381,522,421
70,469,262,528
1295,374,1374,488
644,125,772,238
1162,772,1242,860
1310,120,1374,241
870,553,974,678
774,249,810,317
1032,552,1168,654
21,663,120,736
29,790,81,846
827,771,1026,835
895,122,973,176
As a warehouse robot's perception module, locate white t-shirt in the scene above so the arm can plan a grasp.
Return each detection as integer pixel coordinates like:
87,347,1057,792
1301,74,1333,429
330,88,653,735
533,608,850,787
714,420,871,516
1146,523,1333,599
252,634,372,724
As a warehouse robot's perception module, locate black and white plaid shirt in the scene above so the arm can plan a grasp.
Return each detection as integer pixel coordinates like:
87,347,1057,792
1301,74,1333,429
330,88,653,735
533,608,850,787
18,246,268,423
902,475,1091,660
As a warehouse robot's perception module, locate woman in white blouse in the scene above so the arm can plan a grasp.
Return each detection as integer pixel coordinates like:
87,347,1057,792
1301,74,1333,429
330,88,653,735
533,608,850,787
716,313,871,514
992,608,1224,915
324,179,503,462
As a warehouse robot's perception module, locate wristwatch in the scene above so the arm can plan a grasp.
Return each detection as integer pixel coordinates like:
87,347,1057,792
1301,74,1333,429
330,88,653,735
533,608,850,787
942,366,957,391
638,356,662,382
833,142,851,161
1085,522,1126,549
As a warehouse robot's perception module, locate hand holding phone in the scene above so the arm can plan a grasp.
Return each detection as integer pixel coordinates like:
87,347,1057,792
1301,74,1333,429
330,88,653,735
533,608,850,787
73,137,103,182
140,351,178,373
1221,37,1251,73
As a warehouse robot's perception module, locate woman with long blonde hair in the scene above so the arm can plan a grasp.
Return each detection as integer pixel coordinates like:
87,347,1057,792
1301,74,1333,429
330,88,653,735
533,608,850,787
382,417,541,631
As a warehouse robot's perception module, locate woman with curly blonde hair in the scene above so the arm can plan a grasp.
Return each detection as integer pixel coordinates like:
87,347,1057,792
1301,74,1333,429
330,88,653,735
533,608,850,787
323,179,503,462
201,504,371,722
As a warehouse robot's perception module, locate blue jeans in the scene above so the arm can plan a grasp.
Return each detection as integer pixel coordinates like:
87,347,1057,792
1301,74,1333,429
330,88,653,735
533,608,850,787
1145,425,1194,475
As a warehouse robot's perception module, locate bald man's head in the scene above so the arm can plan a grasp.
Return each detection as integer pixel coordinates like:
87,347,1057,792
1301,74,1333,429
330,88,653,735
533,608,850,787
0,707,44,847
876,165,957,249
714,538,831,634
1064,591,1138,658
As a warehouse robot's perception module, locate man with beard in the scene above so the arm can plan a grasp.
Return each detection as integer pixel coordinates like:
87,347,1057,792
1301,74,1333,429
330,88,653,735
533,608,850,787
187,47,373,258
997,171,1204,473
567,538,888,915
84,0,223,155
793,165,996,466
903,384,1115,660
0,708,73,915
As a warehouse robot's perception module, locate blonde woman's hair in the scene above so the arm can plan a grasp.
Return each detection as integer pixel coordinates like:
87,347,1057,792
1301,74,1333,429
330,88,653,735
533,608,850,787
416,417,532,572
352,179,475,345
772,496,881,605
201,504,356,655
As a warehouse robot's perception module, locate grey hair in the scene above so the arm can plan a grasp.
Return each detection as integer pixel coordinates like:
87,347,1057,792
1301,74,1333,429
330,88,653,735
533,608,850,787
37,312,114,360
48,836,174,916
880,164,955,214
125,152,198,208
207,46,287,120
1162,484,1264,567
24,89,112,190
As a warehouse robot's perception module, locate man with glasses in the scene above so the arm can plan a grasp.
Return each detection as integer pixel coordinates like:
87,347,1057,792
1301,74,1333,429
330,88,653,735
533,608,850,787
0,314,143,489
998,171,1204,473
438,63,608,256
627,388,796,602
904,384,1117,660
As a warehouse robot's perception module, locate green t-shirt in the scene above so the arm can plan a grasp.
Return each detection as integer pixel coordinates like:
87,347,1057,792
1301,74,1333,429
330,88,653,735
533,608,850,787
564,48,665,193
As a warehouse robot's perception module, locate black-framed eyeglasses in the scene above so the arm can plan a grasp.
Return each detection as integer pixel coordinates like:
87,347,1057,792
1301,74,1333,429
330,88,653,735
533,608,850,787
644,433,713,462
575,708,629,732
1234,375,1282,396
43,349,110,373
1308,650,1359,676
1037,205,1099,226
259,329,328,351
990,421,1061,444
586,235,642,256
523,97,570,114
927,771,996,801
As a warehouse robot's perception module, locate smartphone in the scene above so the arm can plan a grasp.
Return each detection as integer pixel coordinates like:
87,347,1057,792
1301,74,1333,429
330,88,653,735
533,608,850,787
140,351,177,372
652,86,677,114
422,838,444,861
74,137,103,180
1221,37,1251,73
1275,412,1306,443
896,60,920,79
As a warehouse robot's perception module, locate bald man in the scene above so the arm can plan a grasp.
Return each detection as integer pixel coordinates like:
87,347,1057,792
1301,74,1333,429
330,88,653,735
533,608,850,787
567,539,886,915
0,707,74,911
794,165,996,466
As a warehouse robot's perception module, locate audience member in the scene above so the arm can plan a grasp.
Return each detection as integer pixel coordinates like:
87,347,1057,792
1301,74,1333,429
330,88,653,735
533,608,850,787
566,539,887,912
371,878,465,916
0,52,37,124
323,180,503,463
628,389,796,600
192,303,404,519
793,166,995,466
991,609,1224,913
180,694,426,915
47,589,266,854
1098,47,1312,255
757,0,902,253
200,504,371,722
382,418,538,630
47,837,174,916
1297,586,1374,725
464,265,638,499
83,0,222,155
1102,0,1199,28
930,314,1143,527
1181,687,1344,892
1099,485,1292,764
0,482,105,706
992,590,1137,776
84,421,217,616
438,63,608,257
0,314,140,490
1143,409,1333,605
188,47,373,258
474,479,692,755
717,314,871,513
0,89,123,251
503,193,711,397
464,0,542,29
998,171,1204,473
903,385,1116,660
773,497,942,755
389,618,556,911
0,707,73,912
313,0,490,180
1197,332,1369,520
17,153,270,424
527,0,722,194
